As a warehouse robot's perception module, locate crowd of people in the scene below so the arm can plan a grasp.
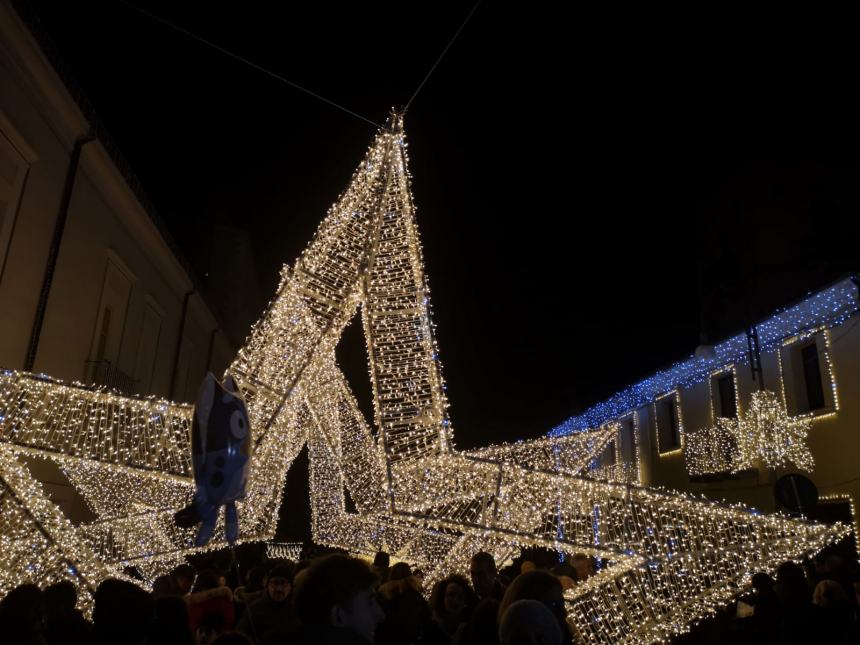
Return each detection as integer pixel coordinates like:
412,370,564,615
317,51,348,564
0,545,859,645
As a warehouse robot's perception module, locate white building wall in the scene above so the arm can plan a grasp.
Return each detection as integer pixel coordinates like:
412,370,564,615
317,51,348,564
0,2,234,398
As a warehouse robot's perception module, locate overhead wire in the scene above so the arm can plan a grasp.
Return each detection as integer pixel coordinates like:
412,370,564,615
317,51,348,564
117,0,382,128
119,0,482,125
404,0,482,112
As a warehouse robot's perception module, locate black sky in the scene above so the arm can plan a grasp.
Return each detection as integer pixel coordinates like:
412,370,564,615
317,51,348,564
25,1,860,451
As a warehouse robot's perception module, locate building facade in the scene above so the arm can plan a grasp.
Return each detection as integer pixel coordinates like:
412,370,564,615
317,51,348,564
553,277,860,545
0,2,235,518
0,2,234,400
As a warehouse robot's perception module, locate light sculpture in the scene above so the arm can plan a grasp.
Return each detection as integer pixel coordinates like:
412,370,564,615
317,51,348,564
0,113,846,643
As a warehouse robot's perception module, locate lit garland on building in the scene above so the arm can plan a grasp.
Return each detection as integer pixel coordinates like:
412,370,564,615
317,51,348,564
686,390,814,476
550,280,858,437
685,416,739,476
265,542,303,561
732,390,814,472
0,113,848,642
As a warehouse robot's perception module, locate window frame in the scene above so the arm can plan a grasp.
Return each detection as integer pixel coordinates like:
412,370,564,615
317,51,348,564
778,329,838,418
709,365,740,422
654,390,684,456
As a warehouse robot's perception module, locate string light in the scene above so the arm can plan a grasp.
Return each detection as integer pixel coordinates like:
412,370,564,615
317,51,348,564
732,390,814,472
0,114,848,643
265,542,303,560
818,494,859,559
653,390,685,457
550,279,858,437
688,390,814,476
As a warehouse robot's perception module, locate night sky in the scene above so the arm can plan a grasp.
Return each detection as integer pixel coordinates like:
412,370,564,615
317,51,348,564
25,1,860,453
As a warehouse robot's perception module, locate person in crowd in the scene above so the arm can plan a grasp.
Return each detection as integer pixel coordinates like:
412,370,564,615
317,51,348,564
236,563,298,644
550,563,578,592
234,565,268,616
499,570,571,645
196,611,226,645
372,551,391,585
498,599,561,645
42,580,91,645
814,579,850,608
748,572,779,626
424,573,476,645
290,554,385,644
812,579,855,642
465,596,501,645
149,595,195,645
376,565,431,645
0,583,46,645
91,578,154,645
853,572,860,627
174,564,198,595
211,633,253,645
388,562,413,582
570,554,594,581
470,552,506,602
153,574,178,598
187,569,235,636
774,561,814,617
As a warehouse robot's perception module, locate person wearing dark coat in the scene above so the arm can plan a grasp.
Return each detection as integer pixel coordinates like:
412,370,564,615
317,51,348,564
236,563,298,644
91,578,154,645
288,554,385,645
0,583,47,645
375,575,431,645
43,581,91,645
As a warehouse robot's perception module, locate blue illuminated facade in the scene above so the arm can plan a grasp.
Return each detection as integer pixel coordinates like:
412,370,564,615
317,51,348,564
550,277,859,437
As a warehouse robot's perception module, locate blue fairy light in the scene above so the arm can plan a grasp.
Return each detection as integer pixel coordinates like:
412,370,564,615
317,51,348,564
550,278,858,437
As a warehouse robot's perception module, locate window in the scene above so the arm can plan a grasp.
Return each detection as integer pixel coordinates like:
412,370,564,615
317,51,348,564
87,255,134,387
711,372,738,419
133,300,163,394
780,332,836,416
800,344,825,412
655,394,681,453
597,440,616,468
618,417,635,464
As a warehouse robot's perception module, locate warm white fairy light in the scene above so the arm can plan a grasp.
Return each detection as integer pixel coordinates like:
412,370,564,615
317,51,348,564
0,113,847,643
818,493,859,558
687,389,814,476
733,389,814,472
685,416,739,476
265,542,303,560
653,389,685,457
778,328,840,419
587,416,641,484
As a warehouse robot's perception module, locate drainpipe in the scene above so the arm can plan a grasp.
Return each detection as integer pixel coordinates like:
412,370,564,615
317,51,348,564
168,289,194,398
205,327,218,374
24,129,96,371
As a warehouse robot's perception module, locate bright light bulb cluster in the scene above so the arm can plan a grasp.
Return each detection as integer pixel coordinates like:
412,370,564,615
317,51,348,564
732,390,814,471
265,542,303,561
0,114,847,643
687,389,814,475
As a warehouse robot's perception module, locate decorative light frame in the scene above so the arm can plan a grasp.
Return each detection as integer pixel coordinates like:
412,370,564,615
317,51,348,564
653,389,684,457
